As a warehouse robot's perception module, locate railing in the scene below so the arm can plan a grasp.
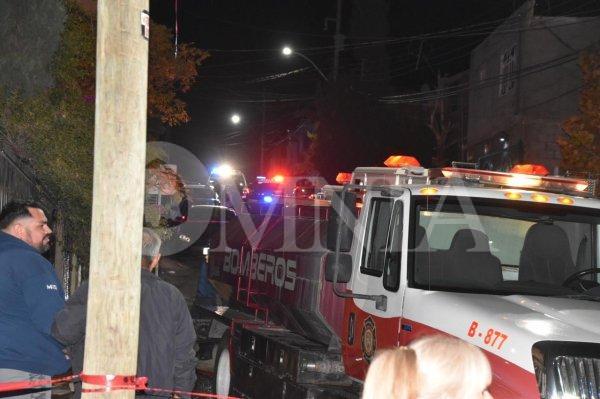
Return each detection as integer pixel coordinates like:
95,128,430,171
0,140,79,296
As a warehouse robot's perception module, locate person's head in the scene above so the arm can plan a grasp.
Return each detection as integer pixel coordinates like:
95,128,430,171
0,201,52,253
362,346,418,399
141,227,162,271
362,335,493,399
411,335,493,399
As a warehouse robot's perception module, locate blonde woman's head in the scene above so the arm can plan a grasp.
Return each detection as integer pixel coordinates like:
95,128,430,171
411,335,492,399
362,346,418,399
362,335,493,399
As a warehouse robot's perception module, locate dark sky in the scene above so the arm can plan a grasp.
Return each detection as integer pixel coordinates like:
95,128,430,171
148,0,595,179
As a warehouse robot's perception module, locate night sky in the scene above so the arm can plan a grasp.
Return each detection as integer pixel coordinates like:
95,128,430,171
148,0,596,180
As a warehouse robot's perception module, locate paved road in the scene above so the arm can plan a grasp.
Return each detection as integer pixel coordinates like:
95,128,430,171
159,246,203,305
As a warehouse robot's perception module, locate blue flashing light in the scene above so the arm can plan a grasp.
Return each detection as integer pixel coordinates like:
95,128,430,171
211,164,234,177
263,195,273,204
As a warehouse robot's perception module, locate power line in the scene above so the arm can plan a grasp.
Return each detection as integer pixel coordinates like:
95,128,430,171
198,7,600,54
379,46,586,103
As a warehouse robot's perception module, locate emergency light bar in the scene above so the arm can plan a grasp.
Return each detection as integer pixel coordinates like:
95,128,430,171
271,175,285,183
509,164,549,176
441,166,589,195
211,164,234,177
384,155,421,168
336,172,352,184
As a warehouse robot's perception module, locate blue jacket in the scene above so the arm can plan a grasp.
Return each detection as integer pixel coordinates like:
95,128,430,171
0,231,69,375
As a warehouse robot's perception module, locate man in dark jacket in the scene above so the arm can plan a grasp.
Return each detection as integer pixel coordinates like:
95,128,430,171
52,228,197,398
0,201,70,399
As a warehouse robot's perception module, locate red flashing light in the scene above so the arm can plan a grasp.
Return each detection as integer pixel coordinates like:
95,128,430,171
336,172,352,184
384,155,421,168
271,175,285,183
510,164,549,176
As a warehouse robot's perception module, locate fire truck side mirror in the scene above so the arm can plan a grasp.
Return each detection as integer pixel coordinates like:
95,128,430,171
324,252,353,283
326,191,356,252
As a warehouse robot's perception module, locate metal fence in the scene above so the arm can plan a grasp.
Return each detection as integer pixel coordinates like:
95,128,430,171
0,149,43,210
0,143,78,296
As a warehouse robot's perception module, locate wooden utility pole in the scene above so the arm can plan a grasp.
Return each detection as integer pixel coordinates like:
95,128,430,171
82,1,149,399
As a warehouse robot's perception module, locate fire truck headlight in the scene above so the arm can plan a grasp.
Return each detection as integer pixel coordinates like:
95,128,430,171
263,195,273,204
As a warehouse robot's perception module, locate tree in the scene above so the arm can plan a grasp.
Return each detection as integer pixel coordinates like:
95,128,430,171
427,97,452,167
558,50,600,176
0,0,208,260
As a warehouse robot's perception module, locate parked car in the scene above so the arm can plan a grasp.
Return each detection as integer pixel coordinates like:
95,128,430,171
185,184,220,206
243,182,285,214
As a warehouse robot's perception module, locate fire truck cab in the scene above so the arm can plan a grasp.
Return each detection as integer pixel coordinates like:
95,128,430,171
198,157,600,399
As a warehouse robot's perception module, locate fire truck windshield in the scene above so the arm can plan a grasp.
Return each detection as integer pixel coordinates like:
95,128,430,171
411,196,600,299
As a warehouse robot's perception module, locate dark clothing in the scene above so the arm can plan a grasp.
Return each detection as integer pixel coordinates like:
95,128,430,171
52,269,197,398
0,232,69,376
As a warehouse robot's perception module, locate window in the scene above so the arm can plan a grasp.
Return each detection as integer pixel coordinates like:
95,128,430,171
478,65,487,82
412,197,600,298
361,198,393,276
383,203,403,291
499,45,517,96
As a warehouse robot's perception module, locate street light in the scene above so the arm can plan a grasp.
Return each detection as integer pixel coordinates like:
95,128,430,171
230,113,241,125
281,46,329,82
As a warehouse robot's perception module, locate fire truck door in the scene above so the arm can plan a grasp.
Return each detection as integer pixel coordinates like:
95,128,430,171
342,194,408,380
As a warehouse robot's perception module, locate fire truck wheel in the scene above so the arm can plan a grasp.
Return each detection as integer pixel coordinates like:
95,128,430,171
213,334,231,396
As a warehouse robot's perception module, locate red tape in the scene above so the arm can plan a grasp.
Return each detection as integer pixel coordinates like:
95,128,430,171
80,374,148,393
0,375,77,393
0,373,240,399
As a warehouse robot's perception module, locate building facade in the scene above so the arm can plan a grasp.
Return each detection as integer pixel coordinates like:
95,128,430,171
466,0,600,173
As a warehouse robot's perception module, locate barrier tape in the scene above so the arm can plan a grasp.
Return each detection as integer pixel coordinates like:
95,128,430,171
0,374,239,399
0,374,77,392
80,374,148,393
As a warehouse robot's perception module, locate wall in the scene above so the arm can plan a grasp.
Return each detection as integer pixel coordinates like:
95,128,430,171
467,2,530,152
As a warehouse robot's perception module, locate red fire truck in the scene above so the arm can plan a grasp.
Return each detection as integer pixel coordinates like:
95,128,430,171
194,156,600,399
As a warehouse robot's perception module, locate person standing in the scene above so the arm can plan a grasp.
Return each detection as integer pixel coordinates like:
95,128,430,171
52,228,197,398
0,201,69,399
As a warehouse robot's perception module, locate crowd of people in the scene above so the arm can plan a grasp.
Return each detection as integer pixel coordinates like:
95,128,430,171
0,200,494,399
0,201,197,399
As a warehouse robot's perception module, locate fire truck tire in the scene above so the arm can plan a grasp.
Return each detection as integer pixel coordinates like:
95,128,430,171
213,334,231,396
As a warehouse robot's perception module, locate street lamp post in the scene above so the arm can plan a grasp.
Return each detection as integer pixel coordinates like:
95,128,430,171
282,46,329,83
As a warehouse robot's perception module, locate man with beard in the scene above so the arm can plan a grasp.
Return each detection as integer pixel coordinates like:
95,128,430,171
0,201,69,399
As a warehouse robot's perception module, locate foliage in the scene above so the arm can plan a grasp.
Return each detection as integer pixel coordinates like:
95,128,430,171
558,50,600,176
0,0,207,260
149,23,209,126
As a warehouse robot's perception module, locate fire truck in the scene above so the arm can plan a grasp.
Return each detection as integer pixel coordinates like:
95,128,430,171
193,156,600,399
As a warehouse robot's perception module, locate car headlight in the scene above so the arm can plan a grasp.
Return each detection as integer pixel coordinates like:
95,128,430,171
533,341,600,399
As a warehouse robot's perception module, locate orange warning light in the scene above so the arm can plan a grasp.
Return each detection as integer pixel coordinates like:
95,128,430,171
510,164,550,176
336,172,352,184
384,155,421,168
